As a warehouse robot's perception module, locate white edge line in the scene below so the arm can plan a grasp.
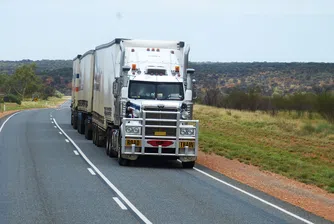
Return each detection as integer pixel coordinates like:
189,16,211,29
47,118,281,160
65,139,69,143
113,197,128,210
87,168,96,175
53,118,152,224
193,167,314,224
73,150,79,155
0,112,20,133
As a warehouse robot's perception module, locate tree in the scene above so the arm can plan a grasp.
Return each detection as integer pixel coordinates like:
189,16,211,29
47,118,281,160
9,64,43,99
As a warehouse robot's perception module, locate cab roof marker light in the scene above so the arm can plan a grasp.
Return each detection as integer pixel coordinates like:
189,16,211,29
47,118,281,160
152,48,155,52
157,48,160,52
171,50,174,54
131,49,135,52
147,48,150,51
175,66,180,72
132,64,137,70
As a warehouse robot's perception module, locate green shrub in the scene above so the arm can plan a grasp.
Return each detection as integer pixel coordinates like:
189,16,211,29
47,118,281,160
4,94,22,105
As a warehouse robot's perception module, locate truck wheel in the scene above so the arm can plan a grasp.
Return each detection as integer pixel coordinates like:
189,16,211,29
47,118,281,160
118,153,129,166
77,114,81,134
73,112,78,130
109,129,117,158
92,124,97,145
117,133,128,165
95,126,104,147
71,112,74,126
106,129,110,156
182,161,195,169
84,118,92,140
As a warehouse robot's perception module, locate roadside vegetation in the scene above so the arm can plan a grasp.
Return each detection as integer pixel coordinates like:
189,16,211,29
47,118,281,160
194,105,334,193
0,63,67,113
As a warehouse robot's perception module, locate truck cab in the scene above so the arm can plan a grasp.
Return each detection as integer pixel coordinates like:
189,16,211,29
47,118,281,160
116,41,198,167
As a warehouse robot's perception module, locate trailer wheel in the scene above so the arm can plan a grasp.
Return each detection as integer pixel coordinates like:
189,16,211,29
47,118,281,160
77,114,85,135
182,161,195,169
106,129,111,156
92,124,97,145
73,111,78,130
84,118,92,140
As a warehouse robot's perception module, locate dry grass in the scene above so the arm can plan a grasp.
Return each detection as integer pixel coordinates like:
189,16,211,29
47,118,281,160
0,96,70,112
194,104,334,193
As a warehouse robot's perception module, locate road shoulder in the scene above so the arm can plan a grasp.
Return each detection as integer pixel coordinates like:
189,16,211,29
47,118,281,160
197,151,334,222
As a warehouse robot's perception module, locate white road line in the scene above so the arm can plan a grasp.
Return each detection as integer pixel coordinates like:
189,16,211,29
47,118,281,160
65,139,69,143
113,197,128,210
0,112,20,133
73,150,79,155
87,168,96,175
53,118,152,224
193,167,314,224
59,132,62,135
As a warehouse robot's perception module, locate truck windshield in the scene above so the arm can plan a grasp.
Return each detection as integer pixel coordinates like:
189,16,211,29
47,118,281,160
129,81,184,100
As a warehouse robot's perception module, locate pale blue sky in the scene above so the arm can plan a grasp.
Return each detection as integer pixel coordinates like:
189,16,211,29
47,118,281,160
1,0,334,62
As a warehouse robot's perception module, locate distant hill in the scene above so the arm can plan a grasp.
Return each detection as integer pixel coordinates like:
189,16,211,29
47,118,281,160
0,60,72,95
190,62,334,96
1,60,334,96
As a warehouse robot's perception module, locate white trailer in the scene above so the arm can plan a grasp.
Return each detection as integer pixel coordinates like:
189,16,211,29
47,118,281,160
71,55,81,129
76,50,95,137
72,38,198,168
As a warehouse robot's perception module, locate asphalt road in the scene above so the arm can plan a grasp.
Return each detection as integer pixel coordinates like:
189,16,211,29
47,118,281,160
0,103,332,224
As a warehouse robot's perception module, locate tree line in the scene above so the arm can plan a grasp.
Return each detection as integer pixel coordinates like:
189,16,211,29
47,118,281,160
200,87,334,124
0,63,62,104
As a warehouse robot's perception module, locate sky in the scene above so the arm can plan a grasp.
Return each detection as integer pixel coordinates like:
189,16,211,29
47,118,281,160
1,0,334,62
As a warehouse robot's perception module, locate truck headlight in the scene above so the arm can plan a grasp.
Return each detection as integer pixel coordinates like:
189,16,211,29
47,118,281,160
181,110,189,120
180,128,195,136
125,126,141,135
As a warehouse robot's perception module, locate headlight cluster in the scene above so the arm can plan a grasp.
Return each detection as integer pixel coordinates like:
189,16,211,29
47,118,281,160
181,110,189,120
180,128,195,136
125,126,140,135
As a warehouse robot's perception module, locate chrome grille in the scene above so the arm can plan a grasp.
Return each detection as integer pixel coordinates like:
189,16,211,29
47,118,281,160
145,108,177,136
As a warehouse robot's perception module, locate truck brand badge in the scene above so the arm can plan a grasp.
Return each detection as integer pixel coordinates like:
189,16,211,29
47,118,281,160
158,105,165,109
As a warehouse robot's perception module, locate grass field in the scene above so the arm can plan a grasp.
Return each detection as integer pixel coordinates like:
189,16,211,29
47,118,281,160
0,96,70,112
194,105,334,193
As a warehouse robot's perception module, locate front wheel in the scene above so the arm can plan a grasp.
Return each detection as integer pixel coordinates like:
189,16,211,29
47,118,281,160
182,161,195,169
118,152,129,166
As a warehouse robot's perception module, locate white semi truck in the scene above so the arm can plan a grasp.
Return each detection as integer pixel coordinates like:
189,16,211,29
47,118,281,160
71,38,198,167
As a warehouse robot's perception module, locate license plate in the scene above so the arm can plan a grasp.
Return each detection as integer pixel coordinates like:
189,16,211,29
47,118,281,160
125,139,141,147
154,131,166,136
179,141,195,148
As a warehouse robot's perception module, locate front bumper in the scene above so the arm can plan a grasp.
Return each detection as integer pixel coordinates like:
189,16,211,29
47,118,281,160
121,110,199,160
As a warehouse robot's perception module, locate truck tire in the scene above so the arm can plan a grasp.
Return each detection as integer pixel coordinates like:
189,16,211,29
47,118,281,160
95,126,104,147
84,118,92,140
106,129,111,156
118,153,129,166
73,112,78,130
92,124,97,145
117,133,128,166
77,114,85,135
108,129,117,158
182,161,195,169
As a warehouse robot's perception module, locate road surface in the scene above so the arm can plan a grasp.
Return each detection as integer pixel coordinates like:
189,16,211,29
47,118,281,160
0,102,332,224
